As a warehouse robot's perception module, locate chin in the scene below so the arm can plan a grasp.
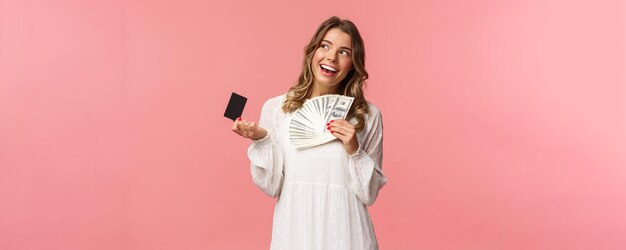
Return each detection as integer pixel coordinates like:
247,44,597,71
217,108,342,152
321,81,341,88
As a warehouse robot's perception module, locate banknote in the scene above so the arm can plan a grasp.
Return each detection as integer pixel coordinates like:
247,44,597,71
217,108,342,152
289,94,355,150
323,95,353,130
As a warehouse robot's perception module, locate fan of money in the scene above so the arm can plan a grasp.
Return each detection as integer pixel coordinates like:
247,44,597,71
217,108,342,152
289,94,354,150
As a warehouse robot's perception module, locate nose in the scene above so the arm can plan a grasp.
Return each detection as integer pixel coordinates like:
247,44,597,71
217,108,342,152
326,51,337,62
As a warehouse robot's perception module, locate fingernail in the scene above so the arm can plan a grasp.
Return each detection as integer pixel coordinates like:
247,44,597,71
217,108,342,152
237,117,241,120
327,126,330,130
331,131,334,134
326,123,330,126
330,120,334,122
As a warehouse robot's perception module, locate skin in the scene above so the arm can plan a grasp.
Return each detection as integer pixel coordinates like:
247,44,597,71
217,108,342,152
232,28,360,155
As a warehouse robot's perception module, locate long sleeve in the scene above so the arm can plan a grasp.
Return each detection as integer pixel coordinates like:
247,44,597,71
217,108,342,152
247,97,284,198
347,105,387,206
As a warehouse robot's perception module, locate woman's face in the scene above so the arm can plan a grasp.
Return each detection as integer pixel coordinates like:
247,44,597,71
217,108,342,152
311,28,353,91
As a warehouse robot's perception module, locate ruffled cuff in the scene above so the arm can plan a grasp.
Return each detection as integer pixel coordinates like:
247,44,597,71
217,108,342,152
252,133,270,145
247,132,283,198
344,142,363,157
347,150,377,205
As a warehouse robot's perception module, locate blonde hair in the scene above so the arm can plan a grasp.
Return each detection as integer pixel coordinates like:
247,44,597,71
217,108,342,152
282,16,370,131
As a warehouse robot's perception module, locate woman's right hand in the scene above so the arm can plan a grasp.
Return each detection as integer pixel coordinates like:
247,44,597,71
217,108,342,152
231,117,268,140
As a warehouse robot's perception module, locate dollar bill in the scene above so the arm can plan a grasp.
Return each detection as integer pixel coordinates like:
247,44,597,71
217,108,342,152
323,95,354,131
289,94,355,150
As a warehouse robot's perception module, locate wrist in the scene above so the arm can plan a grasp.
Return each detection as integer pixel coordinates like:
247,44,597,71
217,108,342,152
344,139,359,155
344,140,362,157
252,129,268,141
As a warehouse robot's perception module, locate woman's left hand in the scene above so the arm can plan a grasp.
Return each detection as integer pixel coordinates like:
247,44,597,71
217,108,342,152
327,119,359,155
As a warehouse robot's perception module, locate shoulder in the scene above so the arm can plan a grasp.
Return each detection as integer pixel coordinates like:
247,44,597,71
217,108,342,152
356,100,383,136
365,100,383,122
264,93,287,105
262,93,288,110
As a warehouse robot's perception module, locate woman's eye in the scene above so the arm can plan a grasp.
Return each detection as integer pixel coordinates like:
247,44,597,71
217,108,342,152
321,44,329,49
340,50,350,56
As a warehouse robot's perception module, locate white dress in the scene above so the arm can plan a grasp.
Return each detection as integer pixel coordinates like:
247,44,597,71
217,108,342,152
248,94,387,250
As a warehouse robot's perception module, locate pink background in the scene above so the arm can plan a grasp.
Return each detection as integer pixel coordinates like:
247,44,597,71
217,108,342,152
1,0,625,249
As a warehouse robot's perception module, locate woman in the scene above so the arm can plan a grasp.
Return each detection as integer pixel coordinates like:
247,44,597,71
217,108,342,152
232,16,387,250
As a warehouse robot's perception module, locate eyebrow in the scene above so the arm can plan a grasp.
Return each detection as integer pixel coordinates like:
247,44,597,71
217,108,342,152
322,40,352,52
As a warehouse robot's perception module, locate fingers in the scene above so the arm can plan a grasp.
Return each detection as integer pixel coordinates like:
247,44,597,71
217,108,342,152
245,121,255,137
235,121,243,135
232,117,249,138
249,122,257,134
242,121,253,137
232,117,243,135
328,119,355,129
231,120,239,132
330,128,347,139
327,120,355,134
326,119,355,143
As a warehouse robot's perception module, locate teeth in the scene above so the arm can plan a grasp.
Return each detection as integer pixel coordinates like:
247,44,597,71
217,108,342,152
321,65,338,72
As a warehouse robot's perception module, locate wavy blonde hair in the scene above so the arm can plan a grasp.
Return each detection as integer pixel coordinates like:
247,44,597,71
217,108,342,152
282,16,370,131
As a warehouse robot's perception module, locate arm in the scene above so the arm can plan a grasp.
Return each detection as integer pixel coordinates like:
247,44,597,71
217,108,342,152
245,98,284,198
346,109,387,206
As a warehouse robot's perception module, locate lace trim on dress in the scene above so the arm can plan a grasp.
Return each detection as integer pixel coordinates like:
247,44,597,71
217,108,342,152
253,133,270,144
345,142,363,157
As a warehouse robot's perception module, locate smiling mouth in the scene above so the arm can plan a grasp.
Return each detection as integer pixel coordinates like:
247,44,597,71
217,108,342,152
320,64,338,76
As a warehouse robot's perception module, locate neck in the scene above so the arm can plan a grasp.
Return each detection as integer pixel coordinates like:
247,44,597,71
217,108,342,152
309,83,338,98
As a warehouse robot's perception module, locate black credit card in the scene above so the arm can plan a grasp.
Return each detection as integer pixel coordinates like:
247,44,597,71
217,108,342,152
224,92,247,121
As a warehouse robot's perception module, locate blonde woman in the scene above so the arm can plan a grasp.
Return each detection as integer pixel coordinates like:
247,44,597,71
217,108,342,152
232,16,387,250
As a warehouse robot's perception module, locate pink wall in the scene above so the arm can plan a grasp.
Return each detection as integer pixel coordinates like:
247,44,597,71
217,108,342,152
1,0,625,249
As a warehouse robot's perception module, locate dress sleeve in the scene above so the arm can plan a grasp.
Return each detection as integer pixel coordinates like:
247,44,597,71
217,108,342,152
347,108,387,206
247,98,284,198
